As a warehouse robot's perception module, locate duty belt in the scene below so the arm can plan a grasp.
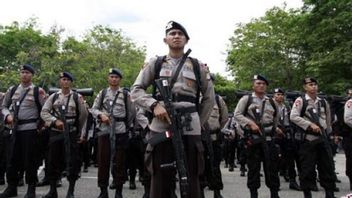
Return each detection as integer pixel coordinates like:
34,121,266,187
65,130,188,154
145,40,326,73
175,106,197,114
17,118,38,125
114,117,127,122
155,94,197,103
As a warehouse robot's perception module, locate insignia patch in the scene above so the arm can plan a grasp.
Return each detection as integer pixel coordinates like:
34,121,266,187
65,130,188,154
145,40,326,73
347,100,352,108
294,100,301,107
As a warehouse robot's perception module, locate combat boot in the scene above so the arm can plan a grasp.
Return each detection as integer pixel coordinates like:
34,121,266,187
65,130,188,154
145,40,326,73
115,184,123,198
0,185,17,198
66,180,76,198
213,190,223,198
97,187,108,198
24,184,36,198
303,190,312,198
42,181,58,198
270,189,280,198
250,189,258,198
289,179,301,191
142,184,150,198
129,178,136,190
325,190,336,198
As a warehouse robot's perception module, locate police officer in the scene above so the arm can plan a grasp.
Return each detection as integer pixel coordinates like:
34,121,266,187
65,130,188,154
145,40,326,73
343,89,352,190
272,88,301,191
41,72,88,198
202,74,228,198
0,92,6,185
290,77,336,198
130,21,215,198
234,75,281,198
91,68,135,198
1,64,46,198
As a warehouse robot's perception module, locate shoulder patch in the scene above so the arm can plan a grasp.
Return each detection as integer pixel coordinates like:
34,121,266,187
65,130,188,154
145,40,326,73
347,100,352,108
294,99,301,107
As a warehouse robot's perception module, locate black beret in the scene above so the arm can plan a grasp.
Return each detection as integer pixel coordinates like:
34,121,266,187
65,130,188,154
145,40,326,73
253,74,269,85
109,68,123,78
20,64,35,74
273,88,285,94
303,77,317,85
59,72,74,81
165,21,190,40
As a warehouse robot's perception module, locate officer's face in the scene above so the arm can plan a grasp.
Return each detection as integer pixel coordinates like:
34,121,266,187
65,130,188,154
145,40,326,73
164,29,188,50
304,82,318,94
20,70,33,84
252,80,267,94
274,93,284,103
59,77,72,89
108,74,121,87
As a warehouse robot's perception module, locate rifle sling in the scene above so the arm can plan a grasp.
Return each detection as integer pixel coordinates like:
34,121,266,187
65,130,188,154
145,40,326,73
170,49,191,89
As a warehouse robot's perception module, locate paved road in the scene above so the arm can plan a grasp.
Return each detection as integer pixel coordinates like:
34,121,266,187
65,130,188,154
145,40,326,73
1,154,351,198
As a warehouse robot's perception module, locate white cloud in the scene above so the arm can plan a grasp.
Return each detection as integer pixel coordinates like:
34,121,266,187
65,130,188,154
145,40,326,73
0,0,303,77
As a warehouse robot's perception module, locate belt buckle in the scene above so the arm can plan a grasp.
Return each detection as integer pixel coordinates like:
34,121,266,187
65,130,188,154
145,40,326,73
210,134,217,141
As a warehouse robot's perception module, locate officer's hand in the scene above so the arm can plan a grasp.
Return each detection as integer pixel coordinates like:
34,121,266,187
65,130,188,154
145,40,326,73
276,127,285,137
153,103,171,124
309,123,321,133
248,122,261,133
6,115,13,126
100,114,110,124
77,137,86,144
55,120,64,130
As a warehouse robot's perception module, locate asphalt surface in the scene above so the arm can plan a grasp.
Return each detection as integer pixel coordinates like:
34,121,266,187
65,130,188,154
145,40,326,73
0,153,351,198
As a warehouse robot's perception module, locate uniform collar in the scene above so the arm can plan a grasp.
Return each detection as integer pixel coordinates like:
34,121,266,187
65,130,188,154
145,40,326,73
251,92,268,101
19,83,33,89
57,89,73,96
305,93,321,102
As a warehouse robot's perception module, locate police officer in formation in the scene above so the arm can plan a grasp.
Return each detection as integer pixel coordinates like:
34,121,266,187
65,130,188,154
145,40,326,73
343,89,352,191
234,75,281,198
40,72,88,198
202,74,228,198
272,88,301,191
131,21,215,198
91,68,135,198
290,77,336,198
0,64,46,198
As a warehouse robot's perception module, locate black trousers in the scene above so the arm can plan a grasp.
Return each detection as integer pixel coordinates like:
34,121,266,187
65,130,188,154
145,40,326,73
246,140,280,191
299,139,336,191
286,140,301,180
146,135,204,198
6,130,38,186
202,140,223,190
342,136,352,179
97,133,128,187
47,131,82,182
126,135,145,182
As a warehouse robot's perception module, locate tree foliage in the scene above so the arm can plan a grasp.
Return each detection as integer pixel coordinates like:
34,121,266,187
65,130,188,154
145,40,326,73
0,20,146,104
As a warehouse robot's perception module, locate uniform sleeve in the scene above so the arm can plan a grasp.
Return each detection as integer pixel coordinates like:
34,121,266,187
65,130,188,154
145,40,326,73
219,96,229,128
325,100,332,133
38,87,47,106
234,95,253,128
344,100,352,128
131,58,159,112
78,95,88,138
289,97,312,130
127,94,136,128
40,94,57,127
90,90,105,119
1,86,14,122
198,64,215,127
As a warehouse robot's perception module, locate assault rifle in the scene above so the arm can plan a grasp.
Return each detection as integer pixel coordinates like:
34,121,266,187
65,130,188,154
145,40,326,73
155,79,189,198
59,104,71,174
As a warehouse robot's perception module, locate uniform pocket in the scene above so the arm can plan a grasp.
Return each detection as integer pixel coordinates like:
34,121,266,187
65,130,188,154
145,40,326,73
195,140,205,175
144,144,154,175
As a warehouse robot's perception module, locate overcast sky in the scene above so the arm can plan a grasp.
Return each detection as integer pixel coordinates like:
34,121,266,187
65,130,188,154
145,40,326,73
0,0,303,76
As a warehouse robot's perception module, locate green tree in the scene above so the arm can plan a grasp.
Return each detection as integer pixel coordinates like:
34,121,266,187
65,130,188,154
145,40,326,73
226,7,305,91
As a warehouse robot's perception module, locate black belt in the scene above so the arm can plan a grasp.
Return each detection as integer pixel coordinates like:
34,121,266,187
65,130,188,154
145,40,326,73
17,118,38,125
155,94,197,103
114,117,127,122
175,106,197,114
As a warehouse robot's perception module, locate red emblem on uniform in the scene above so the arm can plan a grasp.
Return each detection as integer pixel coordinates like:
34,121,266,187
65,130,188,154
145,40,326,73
347,100,352,108
295,100,301,107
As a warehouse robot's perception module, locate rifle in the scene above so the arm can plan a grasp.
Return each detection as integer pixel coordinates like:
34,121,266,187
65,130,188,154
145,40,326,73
59,102,71,174
307,108,327,138
201,123,216,187
108,99,116,175
155,79,189,198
